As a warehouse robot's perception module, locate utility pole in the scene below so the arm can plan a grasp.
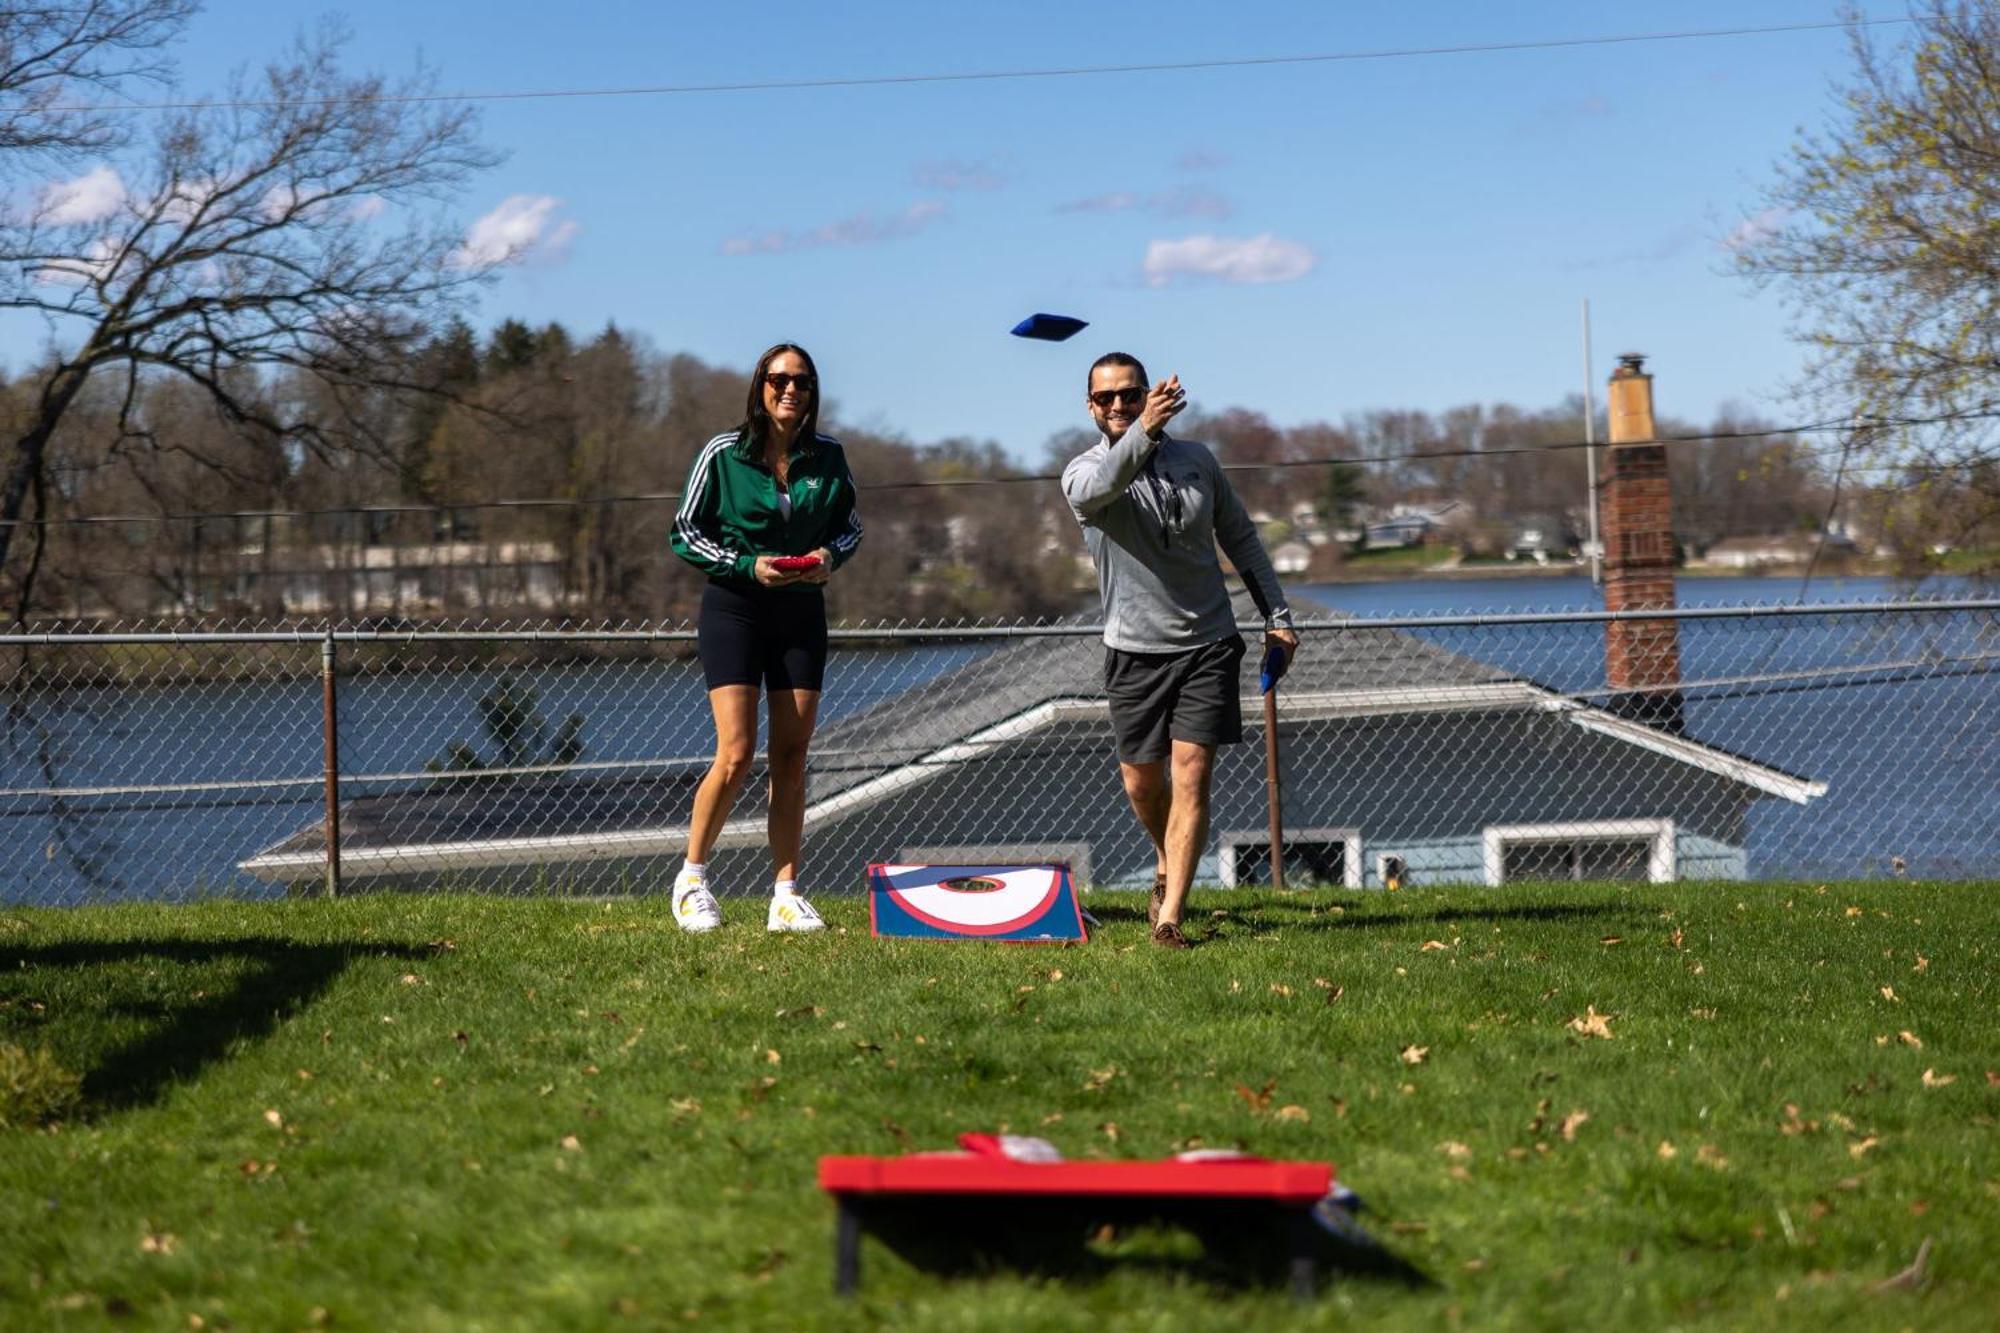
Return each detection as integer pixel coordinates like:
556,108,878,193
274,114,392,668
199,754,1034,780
1582,299,1602,587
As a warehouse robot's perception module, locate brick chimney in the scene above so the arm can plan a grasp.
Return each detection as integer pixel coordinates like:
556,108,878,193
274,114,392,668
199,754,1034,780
1599,353,1682,731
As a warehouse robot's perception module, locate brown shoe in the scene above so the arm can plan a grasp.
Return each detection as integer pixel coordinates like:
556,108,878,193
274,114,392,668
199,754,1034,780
1151,921,1190,950
1147,871,1167,927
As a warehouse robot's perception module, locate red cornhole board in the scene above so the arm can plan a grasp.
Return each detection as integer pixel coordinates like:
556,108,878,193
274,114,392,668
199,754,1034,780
819,1153,1337,1298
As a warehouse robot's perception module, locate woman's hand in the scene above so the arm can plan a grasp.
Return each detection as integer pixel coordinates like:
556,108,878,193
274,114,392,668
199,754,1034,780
753,555,803,588
799,548,834,584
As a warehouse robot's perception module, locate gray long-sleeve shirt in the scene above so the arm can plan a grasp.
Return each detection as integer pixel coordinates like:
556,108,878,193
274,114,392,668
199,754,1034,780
1062,425,1292,653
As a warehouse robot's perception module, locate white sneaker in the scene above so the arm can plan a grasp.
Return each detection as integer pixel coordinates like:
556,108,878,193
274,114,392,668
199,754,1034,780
672,870,722,933
767,892,825,933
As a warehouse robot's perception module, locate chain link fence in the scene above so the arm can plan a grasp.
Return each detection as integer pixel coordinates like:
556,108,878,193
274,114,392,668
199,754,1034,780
2,600,1995,906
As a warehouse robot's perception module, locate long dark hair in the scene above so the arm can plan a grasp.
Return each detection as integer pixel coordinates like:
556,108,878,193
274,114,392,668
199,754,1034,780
739,342,821,457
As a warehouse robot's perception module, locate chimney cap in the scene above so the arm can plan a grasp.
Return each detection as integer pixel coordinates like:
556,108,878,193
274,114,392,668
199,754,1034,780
1615,352,1648,375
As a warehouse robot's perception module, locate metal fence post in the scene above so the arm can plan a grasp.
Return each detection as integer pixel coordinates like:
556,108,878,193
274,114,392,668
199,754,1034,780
321,627,342,898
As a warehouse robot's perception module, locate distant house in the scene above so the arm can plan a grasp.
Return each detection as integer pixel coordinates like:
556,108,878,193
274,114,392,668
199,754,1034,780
1696,533,1848,569
241,598,1825,893
1270,541,1312,575
1510,514,1576,560
1362,502,1461,551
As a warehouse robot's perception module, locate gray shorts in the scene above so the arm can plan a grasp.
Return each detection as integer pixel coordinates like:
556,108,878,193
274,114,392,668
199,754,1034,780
1103,634,1246,765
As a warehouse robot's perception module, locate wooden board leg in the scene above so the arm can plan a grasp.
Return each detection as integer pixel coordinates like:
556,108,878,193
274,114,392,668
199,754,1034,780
835,1199,861,1296
1288,1209,1317,1301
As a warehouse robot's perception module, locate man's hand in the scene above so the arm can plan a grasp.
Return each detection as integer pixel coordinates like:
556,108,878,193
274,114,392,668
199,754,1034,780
1265,626,1299,669
1140,373,1187,441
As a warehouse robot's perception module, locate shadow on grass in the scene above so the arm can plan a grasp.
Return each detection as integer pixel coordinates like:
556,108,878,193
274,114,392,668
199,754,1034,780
849,1197,1431,1295
1208,900,1652,935
0,936,432,1113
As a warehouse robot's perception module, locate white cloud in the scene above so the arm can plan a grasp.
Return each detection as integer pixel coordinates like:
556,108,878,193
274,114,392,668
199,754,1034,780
914,159,1005,191
32,236,128,288
1143,233,1316,287
1721,207,1788,253
450,194,579,268
1056,187,1232,220
720,200,948,256
1151,186,1232,220
40,165,126,225
158,177,222,227
1056,192,1139,215
1175,148,1231,172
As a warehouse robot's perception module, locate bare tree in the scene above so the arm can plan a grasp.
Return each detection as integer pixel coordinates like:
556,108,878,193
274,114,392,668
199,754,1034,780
1735,2,1999,560
0,22,497,616
0,0,196,164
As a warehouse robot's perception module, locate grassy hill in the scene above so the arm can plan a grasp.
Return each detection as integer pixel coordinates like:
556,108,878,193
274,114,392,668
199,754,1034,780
2,882,1995,1330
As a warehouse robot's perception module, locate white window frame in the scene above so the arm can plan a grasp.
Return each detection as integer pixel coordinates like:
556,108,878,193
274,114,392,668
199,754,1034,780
1218,828,1363,890
1482,819,1675,886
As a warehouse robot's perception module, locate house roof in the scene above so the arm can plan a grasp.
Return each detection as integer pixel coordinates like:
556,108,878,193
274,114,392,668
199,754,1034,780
240,590,1825,882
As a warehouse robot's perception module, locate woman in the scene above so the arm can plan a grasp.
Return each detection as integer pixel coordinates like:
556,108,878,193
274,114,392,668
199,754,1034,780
667,343,863,932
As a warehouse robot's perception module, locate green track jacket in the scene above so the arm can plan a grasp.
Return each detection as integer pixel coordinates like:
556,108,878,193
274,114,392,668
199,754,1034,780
670,430,864,585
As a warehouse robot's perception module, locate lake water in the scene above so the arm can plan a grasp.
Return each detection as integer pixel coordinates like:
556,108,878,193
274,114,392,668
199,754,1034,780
3,574,1993,902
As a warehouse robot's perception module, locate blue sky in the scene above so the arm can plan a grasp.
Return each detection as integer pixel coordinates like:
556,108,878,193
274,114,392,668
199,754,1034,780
6,1,1898,461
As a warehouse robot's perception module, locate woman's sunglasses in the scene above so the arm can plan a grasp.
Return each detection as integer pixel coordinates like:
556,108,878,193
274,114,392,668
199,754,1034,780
765,372,816,394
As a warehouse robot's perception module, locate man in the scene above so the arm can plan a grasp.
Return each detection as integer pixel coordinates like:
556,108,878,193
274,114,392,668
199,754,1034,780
1062,352,1299,948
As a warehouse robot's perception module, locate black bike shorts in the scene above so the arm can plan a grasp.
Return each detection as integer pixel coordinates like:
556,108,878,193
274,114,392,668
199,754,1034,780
698,582,828,691
1102,633,1246,764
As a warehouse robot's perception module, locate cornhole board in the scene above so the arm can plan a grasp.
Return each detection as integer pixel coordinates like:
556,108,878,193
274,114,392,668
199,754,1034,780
866,863,1086,943
819,1154,1336,1298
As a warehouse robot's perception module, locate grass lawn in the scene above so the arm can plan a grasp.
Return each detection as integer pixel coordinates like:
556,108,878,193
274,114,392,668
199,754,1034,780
2,882,1995,1330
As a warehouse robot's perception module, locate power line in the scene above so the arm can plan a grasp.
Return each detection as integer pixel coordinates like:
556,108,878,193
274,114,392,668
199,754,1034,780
54,18,1915,115
6,408,1994,531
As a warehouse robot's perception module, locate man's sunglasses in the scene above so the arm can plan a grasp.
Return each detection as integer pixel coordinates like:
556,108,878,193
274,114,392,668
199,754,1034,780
765,372,816,393
1089,386,1147,409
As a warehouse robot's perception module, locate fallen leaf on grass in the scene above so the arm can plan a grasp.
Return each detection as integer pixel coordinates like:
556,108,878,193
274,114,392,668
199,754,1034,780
1695,1144,1729,1171
764,1049,781,1065
427,937,456,954
1420,940,1451,953
560,1134,583,1152
1988,1071,2000,1088
1388,1220,1428,1235
668,1098,701,1117
1845,906,1863,918
1400,1045,1429,1065
1879,986,1899,1002
1599,936,1624,947
1871,1237,1931,1293
1560,1109,1590,1142
1780,1104,1820,1136
1099,1122,1121,1143
1234,1079,1276,1112
262,1109,283,1129
139,1232,177,1255
1567,1007,1614,1039
1656,1140,1678,1160
1897,1030,1923,1048
399,973,423,987
1083,1066,1120,1093
1913,954,1929,973
775,1005,824,1020
1848,1135,1881,1158
1921,1068,1957,1089
1437,1141,1473,1160
1275,1104,1310,1123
